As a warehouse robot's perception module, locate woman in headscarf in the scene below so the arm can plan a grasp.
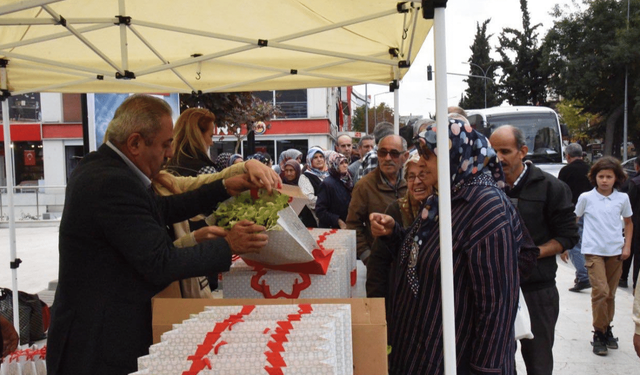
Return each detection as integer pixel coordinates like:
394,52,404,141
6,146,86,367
281,159,302,185
214,152,243,171
366,152,432,300
165,108,218,176
298,146,328,227
247,152,273,167
370,114,523,375
315,152,353,229
280,159,317,228
275,149,303,174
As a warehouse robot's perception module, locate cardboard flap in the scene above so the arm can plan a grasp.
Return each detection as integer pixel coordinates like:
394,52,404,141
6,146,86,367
277,185,311,215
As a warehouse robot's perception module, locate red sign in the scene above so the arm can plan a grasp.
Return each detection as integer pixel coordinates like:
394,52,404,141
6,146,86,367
24,150,36,166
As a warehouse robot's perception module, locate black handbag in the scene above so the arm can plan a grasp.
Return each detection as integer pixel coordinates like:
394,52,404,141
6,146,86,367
0,288,46,345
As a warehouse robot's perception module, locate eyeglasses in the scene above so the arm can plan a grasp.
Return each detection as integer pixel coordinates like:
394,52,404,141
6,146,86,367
377,149,403,159
407,172,427,182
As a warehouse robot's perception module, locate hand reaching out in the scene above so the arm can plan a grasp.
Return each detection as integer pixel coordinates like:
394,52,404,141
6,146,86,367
244,159,282,193
192,226,227,244
369,213,395,237
224,220,268,254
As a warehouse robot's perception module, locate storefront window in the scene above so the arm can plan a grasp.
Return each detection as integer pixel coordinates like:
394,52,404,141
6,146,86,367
0,93,42,122
12,141,44,186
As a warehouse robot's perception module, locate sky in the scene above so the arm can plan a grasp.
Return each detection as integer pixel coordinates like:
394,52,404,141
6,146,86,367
354,0,580,119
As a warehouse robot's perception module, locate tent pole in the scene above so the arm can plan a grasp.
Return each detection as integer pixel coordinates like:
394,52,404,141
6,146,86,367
1,63,20,335
433,5,457,375
394,86,399,134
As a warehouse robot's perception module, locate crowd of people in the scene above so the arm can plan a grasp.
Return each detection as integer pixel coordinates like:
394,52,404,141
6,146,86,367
2,94,634,374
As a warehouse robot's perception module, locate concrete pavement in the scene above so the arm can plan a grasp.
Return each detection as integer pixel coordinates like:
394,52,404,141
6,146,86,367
1,223,639,372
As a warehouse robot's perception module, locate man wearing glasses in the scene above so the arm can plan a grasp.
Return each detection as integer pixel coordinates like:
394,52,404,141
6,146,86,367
346,134,408,265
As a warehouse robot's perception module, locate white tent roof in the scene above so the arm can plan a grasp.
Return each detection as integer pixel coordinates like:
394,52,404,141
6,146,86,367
0,0,431,95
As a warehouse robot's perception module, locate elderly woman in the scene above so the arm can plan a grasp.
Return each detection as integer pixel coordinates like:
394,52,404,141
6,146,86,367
298,146,328,227
315,152,353,229
275,148,303,174
370,115,523,374
366,152,432,299
165,108,218,176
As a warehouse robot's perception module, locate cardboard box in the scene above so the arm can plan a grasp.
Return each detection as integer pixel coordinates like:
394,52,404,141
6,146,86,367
151,296,388,375
308,229,357,294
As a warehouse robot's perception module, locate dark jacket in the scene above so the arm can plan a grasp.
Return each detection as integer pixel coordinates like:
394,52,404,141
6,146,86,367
47,144,234,375
557,159,592,204
315,175,352,228
507,162,579,291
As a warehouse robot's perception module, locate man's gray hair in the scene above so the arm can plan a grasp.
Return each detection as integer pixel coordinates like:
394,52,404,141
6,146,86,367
373,122,394,144
106,94,172,147
413,118,435,135
565,143,583,158
496,125,526,149
359,134,374,146
379,134,408,151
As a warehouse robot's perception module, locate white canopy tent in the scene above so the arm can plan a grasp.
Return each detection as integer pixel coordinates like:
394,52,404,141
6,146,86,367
0,1,456,372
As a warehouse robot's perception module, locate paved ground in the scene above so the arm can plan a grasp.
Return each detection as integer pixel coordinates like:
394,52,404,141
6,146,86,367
1,223,639,372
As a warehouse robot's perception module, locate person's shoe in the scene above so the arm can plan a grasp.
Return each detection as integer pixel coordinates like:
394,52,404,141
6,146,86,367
619,278,628,288
569,280,591,292
605,326,619,349
592,331,608,356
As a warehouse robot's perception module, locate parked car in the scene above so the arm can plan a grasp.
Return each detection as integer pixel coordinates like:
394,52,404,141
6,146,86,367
622,157,637,179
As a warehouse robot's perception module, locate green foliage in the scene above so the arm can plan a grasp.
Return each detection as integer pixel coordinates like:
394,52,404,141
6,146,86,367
351,103,394,133
542,0,640,154
211,191,290,230
555,99,601,143
496,0,547,106
460,19,501,109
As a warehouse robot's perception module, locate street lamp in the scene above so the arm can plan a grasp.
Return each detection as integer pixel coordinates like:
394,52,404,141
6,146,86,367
373,92,392,125
462,62,492,109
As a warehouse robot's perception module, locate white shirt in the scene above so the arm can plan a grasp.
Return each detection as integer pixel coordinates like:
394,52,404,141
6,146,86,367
575,188,632,256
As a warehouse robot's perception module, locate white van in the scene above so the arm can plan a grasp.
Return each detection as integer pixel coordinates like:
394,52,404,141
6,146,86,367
466,106,568,177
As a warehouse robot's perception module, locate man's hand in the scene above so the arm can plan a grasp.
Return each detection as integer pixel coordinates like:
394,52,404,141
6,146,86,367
634,333,640,358
224,220,268,254
0,315,18,357
193,226,227,244
560,251,569,263
369,213,395,237
243,159,282,193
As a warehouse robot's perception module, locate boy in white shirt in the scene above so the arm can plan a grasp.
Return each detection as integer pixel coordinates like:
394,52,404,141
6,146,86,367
575,156,633,356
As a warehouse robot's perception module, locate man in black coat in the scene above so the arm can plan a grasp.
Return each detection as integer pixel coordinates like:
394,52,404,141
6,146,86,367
46,95,279,375
558,143,593,292
490,126,578,375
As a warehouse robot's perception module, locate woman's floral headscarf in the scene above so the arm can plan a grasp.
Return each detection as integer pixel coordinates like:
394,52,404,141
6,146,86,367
401,114,504,296
305,147,329,179
327,152,353,192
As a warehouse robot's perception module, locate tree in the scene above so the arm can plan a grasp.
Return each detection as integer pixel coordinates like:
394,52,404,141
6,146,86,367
180,92,281,152
496,0,547,106
555,99,602,145
460,19,501,109
542,0,639,156
351,102,395,133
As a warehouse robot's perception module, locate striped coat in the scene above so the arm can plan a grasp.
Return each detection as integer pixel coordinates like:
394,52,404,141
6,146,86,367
385,183,522,375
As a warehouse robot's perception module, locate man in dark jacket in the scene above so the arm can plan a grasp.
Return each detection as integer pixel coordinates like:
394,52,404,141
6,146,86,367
46,95,279,375
558,143,593,292
346,134,407,264
491,126,579,375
